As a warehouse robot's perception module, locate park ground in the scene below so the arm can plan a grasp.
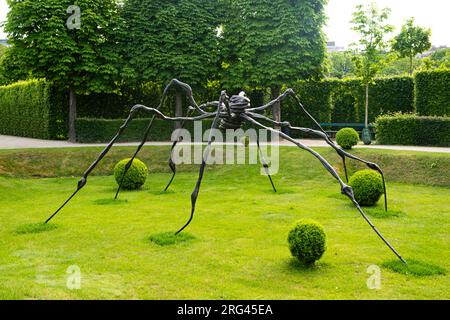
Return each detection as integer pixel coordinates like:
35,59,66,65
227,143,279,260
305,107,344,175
0,146,449,299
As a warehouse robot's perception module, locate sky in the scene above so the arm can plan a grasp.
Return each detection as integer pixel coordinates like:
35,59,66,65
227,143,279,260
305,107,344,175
0,0,449,47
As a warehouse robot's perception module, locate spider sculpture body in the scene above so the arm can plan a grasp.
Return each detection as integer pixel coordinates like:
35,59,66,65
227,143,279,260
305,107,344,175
45,79,406,264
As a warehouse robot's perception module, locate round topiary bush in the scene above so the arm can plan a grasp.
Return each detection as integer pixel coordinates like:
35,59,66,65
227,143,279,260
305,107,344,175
114,158,148,190
336,128,360,150
288,219,326,266
349,169,384,206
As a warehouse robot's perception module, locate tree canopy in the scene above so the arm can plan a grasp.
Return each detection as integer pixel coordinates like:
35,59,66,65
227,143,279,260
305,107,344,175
220,0,327,91
392,18,431,74
121,0,221,89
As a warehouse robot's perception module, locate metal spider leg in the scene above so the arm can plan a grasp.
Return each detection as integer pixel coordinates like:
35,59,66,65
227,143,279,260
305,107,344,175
175,91,228,235
114,79,214,199
164,101,221,192
256,135,277,192
241,114,406,264
45,105,145,223
247,112,389,212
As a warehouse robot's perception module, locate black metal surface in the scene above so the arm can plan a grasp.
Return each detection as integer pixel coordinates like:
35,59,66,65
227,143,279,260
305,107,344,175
44,80,404,264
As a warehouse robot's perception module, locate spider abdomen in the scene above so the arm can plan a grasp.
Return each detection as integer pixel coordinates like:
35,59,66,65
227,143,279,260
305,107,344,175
219,94,249,130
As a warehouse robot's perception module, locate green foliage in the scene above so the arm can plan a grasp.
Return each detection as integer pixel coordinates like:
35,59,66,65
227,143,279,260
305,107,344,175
220,0,327,90
421,48,450,70
326,51,356,79
121,0,219,89
5,0,123,94
288,219,326,266
336,128,359,149
415,70,450,116
375,113,450,147
350,3,394,84
75,118,214,143
283,80,333,132
349,170,384,206
392,18,431,74
0,79,67,139
149,232,196,246
330,76,414,123
114,158,148,190
382,259,447,277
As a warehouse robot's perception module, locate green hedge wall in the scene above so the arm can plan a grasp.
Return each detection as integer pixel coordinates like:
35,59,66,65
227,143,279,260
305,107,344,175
76,118,215,143
415,70,450,116
330,76,415,124
375,114,450,147
0,79,67,139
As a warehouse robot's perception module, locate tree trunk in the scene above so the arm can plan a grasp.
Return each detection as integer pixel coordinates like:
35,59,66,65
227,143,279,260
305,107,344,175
68,88,77,143
409,55,413,75
364,82,369,129
271,86,281,130
175,91,183,130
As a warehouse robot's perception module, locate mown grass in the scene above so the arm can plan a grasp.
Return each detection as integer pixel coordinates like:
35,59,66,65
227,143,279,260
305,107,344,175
0,146,448,299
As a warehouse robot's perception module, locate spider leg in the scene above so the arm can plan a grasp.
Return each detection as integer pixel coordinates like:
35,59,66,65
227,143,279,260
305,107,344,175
175,91,228,235
241,114,406,264
45,105,216,224
164,102,221,192
256,135,277,192
114,79,214,199
248,112,389,211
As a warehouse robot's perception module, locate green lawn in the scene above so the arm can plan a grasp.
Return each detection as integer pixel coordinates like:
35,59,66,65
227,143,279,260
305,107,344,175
0,146,449,299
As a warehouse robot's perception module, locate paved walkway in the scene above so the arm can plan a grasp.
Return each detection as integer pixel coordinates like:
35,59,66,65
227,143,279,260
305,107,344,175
0,134,449,153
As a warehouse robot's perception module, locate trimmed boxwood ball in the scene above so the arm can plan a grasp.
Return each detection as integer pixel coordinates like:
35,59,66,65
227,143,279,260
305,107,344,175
288,219,326,265
336,128,360,150
349,169,384,206
114,158,148,190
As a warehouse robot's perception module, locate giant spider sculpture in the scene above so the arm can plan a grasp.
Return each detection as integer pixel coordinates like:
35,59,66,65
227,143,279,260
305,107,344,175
45,79,406,264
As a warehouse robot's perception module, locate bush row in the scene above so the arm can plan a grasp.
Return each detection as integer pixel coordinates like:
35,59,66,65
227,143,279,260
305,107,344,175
375,114,450,147
75,118,216,143
415,69,450,117
0,79,66,139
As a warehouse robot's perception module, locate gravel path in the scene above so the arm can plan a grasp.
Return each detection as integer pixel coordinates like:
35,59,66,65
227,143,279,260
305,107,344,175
0,134,449,153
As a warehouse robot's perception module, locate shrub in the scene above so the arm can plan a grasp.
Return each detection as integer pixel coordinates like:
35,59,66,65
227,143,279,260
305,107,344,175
114,158,148,190
0,79,67,139
415,70,450,116
76,118,215,143
336,128,360,149
349,170,384,206
375,113,450,147
288,219,326,265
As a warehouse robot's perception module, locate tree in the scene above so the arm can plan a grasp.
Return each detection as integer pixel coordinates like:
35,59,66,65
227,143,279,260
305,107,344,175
392,18,431,75
5,0,123,141
421,47,450,70
220,0,327,123
350,3,393,137
326,51,356,79
121,0,221,125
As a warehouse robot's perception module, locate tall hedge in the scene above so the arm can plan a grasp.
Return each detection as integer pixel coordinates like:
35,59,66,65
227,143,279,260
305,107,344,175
283,80,333,130
375,113,450,147
0,79,66,139
75,118,215,143
330,76,414,124
415,70,450,116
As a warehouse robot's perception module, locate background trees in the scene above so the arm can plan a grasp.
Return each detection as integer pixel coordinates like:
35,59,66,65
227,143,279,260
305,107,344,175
121,0,221,123
350,3,393,142
220,0,327,123
392,18,431,75
4,0,123,141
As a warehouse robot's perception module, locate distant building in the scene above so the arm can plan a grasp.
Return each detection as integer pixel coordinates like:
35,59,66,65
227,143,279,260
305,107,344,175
419,45,448,58
327,41,345,52
0,39,10,47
